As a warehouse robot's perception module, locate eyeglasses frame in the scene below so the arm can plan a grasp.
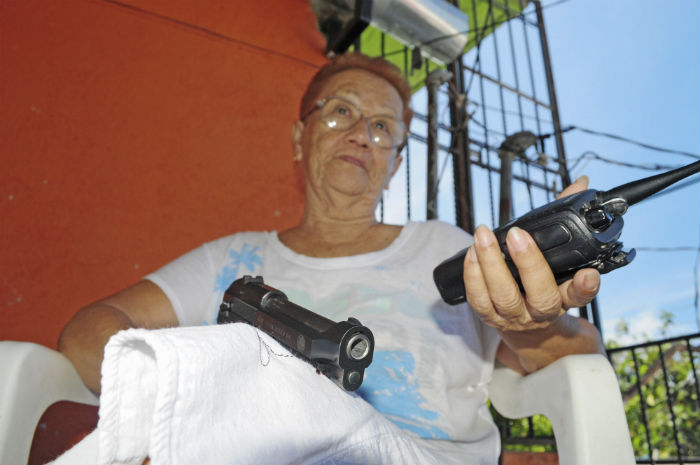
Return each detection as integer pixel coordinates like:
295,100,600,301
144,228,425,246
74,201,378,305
301,95,407,150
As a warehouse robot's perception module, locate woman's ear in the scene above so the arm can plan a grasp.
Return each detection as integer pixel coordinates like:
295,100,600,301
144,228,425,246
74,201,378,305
291,120,304,162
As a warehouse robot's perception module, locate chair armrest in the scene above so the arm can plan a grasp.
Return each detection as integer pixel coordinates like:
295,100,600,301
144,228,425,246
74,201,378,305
0,341,98,465
488,353,636,465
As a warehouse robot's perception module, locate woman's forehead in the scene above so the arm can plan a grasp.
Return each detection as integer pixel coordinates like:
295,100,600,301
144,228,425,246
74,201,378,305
319,70,403,115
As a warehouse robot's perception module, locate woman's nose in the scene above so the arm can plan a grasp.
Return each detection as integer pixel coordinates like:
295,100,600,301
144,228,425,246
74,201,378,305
344,117,372,147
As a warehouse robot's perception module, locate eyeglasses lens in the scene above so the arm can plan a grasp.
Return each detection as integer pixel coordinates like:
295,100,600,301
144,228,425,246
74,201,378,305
320,97,403,149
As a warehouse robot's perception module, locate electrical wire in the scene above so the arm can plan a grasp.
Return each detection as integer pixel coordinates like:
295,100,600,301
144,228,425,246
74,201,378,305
454,121,700,186
468,99,555,126
568,151,684,172
463,107,698,173
544,126,700,160
463,104,699,172
100,0,320,69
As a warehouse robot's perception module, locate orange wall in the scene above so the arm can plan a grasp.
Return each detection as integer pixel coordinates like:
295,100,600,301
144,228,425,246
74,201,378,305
1,0,327,348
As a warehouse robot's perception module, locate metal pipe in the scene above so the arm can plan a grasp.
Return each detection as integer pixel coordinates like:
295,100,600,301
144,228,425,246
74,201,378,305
449,56,475,233
497,131,538,226
498,147,514,227
533,0,570,186
425,69,452,220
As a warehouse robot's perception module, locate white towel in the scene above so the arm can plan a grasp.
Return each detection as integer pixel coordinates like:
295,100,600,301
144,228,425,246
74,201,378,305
72,323,453,465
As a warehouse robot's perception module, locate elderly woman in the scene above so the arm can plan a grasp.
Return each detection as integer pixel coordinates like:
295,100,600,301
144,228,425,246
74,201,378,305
59,53,603,461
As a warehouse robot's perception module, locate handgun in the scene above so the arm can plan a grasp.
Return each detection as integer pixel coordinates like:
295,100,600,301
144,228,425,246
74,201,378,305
218,275,374,391
434,159,700,305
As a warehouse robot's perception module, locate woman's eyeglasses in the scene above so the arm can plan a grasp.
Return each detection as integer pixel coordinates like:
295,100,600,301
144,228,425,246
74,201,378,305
303,96,406,149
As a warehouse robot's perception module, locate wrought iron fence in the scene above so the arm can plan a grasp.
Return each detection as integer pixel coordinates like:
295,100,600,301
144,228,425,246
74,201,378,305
607,333,700,464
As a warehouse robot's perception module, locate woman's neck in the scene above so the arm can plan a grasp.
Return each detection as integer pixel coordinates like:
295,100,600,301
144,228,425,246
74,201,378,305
278,211,402,257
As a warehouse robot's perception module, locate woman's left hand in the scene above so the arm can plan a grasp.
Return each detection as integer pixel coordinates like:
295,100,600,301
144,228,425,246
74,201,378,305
463,176,600,334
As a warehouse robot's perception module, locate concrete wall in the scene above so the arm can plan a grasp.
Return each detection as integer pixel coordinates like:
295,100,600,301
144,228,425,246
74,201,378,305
1,0,327,347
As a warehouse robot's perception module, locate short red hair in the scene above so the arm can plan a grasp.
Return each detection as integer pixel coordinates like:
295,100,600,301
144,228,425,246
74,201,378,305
299,52,414,131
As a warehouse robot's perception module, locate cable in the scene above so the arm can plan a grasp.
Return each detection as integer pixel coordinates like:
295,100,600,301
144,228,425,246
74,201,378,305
544,126,700,160
468,99,555,126
567,151,684,172
100,0,320,69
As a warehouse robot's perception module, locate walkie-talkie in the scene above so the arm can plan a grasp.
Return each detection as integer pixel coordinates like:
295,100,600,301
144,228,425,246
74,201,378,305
434,159,700,305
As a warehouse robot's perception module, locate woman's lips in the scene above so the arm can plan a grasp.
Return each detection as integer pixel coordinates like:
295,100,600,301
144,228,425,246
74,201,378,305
338,155,366,169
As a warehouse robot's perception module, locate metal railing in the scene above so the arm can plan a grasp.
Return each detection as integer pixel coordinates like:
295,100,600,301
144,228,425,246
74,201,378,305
608,333,700,464
492,333,700,461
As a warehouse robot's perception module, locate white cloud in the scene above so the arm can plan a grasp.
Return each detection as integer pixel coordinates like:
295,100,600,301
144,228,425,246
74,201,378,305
598,276,696,321
604,307,698,346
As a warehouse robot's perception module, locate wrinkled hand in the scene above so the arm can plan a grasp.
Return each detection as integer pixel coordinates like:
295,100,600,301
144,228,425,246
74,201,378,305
464,176,601,333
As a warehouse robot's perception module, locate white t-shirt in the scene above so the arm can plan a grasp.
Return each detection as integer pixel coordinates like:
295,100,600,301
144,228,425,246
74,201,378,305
146,220,501,455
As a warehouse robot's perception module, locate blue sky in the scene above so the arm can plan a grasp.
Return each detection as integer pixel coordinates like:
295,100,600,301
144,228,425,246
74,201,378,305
383,0,699,345
543,0,700,343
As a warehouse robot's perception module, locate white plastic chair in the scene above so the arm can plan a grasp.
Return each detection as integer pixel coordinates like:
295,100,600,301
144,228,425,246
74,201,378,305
490,354,636,465
0,341,98,465
0,341,635,465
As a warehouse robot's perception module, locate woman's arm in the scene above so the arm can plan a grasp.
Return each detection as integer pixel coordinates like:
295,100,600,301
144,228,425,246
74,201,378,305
57,280,178,394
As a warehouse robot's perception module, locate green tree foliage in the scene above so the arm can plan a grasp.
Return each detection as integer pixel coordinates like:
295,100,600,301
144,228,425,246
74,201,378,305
490,406,555,452
607,312,700,461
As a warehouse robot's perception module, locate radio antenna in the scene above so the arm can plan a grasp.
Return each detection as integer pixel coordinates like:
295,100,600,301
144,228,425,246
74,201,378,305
600,159,700,206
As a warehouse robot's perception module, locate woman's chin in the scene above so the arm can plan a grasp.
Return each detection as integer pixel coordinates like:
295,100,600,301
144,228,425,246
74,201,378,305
325,168,372,197
329,181,370,197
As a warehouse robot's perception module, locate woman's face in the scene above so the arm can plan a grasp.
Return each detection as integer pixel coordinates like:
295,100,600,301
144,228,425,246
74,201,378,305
293,69,405,206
